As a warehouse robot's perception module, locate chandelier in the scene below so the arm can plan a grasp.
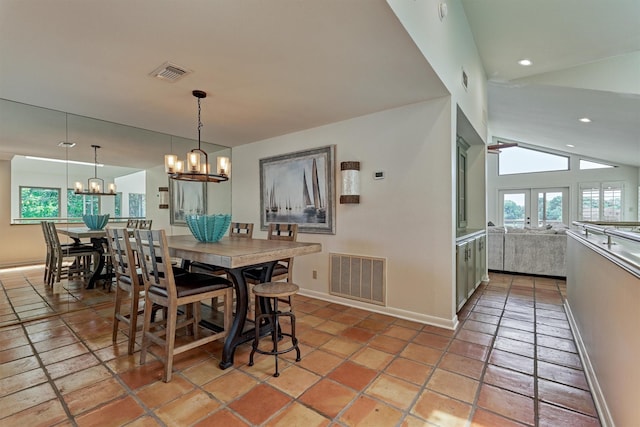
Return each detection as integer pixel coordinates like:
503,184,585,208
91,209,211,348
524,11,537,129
164,90,229,183
74,145,116,196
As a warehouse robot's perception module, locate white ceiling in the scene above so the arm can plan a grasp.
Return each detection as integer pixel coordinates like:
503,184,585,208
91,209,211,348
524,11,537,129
462,0,640,167
1,0,639,168
0,0,445,168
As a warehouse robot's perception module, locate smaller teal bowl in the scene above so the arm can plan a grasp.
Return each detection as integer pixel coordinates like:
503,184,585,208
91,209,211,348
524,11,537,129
82,214,110,230
185,214,231,242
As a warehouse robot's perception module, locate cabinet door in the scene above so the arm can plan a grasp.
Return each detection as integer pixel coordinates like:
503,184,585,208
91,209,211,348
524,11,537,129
475,235,486,286
456,243,468,310
466,239,476,297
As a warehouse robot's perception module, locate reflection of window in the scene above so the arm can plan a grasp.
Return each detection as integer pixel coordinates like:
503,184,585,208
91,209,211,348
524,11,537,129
580,182,623,221
457,137,468,230
115,193,122,217
129,193,145,217
67,189,99,217
499,147,569,175
20,186,60,218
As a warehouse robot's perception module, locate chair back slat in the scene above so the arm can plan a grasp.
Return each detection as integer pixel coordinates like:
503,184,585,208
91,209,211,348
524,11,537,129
137,219,153,230
47,222,65,250
267,223,298,282
134,229,176,297
267,223,298,242
105,228,136,279
126,219,139,229
230,222,254,238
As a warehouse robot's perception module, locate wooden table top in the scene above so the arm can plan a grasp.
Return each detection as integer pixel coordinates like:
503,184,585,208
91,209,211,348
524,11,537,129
56,227,107,239
166,235,321,269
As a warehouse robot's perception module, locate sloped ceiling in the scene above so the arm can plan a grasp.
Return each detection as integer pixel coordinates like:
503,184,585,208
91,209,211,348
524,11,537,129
462,0,640,167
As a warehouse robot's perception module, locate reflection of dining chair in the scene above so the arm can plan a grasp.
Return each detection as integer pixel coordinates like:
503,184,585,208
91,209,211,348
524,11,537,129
126,219,138,229
47,222,97,285
136,219,152,230
245,223,298,316
189,222,254,311
134,229,233,382
41,221,55,285
105,227,143,354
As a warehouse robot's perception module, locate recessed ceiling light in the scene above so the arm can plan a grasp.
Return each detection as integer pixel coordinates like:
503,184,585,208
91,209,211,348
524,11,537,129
566,144,575,148
58,141,76,148
518,59,532,66
579,117,592,123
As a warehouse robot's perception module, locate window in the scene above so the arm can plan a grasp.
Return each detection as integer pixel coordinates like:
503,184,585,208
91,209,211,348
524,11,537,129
579,182,623,221
499,147,569,175
580,185,600,221
579,159,614,170
67,190,100,217
129,193,145,217
20,186,60,218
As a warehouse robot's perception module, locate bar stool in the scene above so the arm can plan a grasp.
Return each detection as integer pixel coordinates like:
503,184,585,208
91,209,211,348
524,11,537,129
249,282,301,377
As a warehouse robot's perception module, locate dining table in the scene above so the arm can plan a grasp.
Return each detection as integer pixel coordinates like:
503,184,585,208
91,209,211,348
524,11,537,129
166,234,322,369
56,227,110,289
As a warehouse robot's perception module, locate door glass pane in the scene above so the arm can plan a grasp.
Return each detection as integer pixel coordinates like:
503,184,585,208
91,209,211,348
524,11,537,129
581,186,600,221
503,193,526,228
603,186,622,221
537,191,563,226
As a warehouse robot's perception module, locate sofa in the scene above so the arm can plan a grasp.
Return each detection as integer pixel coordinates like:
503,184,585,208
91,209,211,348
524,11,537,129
488,225,567,277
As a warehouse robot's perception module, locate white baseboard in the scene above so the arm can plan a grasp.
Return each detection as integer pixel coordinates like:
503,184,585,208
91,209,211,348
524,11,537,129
564,301,613,427
298,288,458,331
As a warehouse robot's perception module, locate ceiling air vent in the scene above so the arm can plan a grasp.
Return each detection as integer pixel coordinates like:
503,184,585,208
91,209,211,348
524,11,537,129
150,62,191,82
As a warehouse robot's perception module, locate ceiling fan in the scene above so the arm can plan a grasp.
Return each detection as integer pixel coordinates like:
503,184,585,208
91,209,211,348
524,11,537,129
487,141,518,154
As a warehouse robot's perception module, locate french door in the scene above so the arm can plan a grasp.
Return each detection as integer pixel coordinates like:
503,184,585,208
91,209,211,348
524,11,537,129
499,188,568,228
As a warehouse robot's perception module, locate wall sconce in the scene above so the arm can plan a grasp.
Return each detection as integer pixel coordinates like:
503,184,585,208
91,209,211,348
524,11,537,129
340,161,360,204
217,156,230,177
159,186,169,209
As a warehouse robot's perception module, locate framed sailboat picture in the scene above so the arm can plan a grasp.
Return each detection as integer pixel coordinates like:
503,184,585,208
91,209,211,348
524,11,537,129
259,145,335,234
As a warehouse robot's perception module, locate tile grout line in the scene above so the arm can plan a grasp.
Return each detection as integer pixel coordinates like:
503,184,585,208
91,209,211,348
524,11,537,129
532,278,540,427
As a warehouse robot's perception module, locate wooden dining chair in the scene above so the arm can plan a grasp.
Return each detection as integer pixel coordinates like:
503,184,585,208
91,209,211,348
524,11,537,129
105,227,143,354
229,222,254,238
245,223,298,316
41,221,54,285
189,222,254,311
47,222,97,285
134,228,233,382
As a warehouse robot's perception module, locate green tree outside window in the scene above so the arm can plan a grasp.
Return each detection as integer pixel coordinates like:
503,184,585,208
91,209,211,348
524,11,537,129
20,187,60,218
129,193,145,217
67,190,100,217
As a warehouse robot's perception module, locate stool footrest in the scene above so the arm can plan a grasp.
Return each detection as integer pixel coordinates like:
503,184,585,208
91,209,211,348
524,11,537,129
251,332,299,356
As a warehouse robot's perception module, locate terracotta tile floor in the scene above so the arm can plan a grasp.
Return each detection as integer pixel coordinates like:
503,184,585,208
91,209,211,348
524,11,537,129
0,266,601,426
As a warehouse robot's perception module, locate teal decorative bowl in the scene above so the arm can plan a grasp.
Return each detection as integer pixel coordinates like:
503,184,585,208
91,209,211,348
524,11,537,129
82,214,110,230
185,214,231,242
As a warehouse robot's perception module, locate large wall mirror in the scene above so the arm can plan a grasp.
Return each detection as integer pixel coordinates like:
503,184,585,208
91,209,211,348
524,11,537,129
1,98,231,227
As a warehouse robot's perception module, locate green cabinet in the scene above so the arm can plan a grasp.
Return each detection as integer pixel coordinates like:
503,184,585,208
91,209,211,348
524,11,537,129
456,232,486,312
